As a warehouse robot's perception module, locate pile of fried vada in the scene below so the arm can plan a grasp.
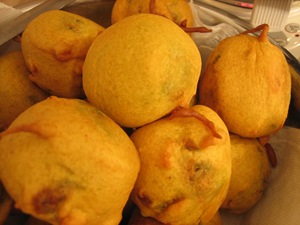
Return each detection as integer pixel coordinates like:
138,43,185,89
0,0,293,225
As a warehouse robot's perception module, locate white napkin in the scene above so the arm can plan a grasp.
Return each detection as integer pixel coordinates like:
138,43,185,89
0,2,22,26
222,126,300,225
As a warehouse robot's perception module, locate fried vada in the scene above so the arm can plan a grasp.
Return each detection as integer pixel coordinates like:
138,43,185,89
0,51,48,131
130,105,231,225
111,0,194,28
0,96,140,225
21,10,105,98
221,134,272,213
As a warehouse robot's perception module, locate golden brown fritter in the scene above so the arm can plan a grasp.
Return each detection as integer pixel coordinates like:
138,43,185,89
130,105,231,225
21,10,105,98
0,51,49,131
0,97,140,225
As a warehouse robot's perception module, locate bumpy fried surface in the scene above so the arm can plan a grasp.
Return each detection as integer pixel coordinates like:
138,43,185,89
0,51,48,131
0,97,140,225
128,207,222,225
111,0,194,28
21,10,105,98
221,134,272,214
199,25,291,138
130,105,231,225
83,14,201,128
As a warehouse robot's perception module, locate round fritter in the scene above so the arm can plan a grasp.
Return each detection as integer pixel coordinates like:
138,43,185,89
111,0,194,28
0,97,140,225
130,105,231,225
83,14,201,128
221,134,272,214
21,10,105,98
0,51,48,131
